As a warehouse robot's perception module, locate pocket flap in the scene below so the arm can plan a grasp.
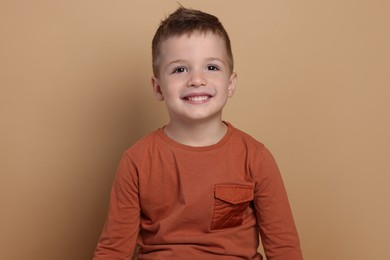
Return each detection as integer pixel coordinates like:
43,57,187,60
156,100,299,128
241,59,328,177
214,184,254,204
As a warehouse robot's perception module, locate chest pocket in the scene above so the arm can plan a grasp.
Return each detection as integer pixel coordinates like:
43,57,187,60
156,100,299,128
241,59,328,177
211,184,254,231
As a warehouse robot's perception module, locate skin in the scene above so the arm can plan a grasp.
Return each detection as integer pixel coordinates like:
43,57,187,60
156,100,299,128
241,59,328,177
151,32,237,146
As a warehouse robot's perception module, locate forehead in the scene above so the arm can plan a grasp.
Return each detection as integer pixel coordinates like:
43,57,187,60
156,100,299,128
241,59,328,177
159,32,228,63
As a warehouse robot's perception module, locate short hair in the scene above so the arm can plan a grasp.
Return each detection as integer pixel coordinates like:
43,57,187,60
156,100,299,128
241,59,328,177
152,7,234,77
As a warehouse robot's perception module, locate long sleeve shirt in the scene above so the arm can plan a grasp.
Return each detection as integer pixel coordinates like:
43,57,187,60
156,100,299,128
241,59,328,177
94,122,303,259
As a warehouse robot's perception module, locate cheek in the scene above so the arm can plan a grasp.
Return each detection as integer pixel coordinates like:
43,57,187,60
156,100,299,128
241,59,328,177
161,87,177,100
221,78,233,90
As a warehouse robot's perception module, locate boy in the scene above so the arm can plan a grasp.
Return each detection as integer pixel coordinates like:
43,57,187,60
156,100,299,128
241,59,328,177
94,7,303,260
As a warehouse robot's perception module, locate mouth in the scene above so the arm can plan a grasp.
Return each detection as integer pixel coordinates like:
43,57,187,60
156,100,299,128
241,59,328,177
182,94,213,104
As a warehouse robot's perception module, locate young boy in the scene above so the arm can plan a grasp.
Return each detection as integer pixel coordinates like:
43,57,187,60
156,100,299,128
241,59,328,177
94,7,303,260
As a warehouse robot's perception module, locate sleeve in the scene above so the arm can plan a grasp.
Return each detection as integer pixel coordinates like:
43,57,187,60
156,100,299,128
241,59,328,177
251,145,303,260
93,151,141,260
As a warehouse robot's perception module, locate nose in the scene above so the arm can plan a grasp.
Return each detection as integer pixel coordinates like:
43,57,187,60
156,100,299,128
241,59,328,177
187,70,206,88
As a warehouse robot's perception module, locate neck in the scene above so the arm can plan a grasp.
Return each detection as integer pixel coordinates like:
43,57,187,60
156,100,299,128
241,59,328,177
164,119,227,147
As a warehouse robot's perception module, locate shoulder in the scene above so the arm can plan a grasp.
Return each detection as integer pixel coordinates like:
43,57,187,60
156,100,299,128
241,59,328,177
228,124,280,180
228,123,277,162
228,123,265,150
123,128,163,160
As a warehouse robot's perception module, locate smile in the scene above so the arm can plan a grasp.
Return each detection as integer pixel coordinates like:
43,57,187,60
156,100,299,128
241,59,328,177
183,95,212,104
186,96,209,101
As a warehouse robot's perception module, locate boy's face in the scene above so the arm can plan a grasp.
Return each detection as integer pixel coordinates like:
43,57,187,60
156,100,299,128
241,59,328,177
152,32,237,125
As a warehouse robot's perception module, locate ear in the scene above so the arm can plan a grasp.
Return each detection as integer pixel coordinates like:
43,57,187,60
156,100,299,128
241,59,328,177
151,76,164,101
227,72,237,98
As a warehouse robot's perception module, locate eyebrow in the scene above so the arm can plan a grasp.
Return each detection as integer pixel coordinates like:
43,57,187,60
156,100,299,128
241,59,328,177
166,59,186,67
205,57,226,64
166,57,226,67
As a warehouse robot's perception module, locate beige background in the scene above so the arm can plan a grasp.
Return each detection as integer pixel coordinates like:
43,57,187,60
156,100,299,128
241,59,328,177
1,1,389,259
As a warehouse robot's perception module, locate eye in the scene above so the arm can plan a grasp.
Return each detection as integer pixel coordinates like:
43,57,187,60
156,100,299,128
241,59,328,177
206,65,220,71
172,67,188,73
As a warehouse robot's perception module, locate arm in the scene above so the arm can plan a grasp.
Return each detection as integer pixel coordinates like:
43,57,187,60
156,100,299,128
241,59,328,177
93,152,140,260
252,146,303,260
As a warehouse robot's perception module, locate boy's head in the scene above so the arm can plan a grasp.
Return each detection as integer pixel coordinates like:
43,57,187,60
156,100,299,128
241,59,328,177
152,7,234,77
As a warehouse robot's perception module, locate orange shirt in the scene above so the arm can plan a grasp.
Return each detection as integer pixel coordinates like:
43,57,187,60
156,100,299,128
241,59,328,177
94,123,303,259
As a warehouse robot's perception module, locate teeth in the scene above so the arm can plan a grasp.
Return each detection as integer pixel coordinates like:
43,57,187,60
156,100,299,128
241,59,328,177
187,96,209,101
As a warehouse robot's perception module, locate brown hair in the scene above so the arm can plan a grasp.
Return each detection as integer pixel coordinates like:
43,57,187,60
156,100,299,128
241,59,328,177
152,7,234,77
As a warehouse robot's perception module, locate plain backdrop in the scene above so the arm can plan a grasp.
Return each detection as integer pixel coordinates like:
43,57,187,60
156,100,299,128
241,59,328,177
1,1,389,259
